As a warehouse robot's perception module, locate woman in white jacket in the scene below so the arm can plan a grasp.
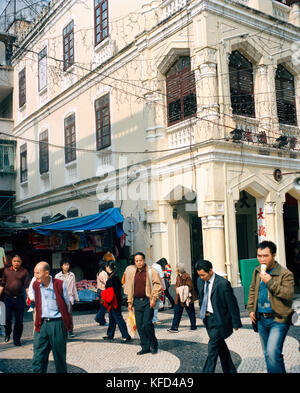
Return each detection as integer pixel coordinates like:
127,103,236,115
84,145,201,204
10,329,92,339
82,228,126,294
55,258,79,337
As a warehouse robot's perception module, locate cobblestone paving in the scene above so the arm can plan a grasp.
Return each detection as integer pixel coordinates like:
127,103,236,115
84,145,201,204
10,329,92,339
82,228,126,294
1,301,300,373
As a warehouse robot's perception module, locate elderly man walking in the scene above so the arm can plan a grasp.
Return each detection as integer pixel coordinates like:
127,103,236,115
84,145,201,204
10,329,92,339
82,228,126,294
32,262,71,373
126,252,162,355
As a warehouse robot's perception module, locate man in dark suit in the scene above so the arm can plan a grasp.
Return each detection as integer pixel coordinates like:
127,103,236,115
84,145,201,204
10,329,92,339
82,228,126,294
196,259,242,373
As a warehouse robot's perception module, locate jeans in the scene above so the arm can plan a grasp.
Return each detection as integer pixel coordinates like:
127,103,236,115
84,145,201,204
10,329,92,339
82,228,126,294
95,290,107,325
152,299,162,323
257,315,290,373
171,302,196,330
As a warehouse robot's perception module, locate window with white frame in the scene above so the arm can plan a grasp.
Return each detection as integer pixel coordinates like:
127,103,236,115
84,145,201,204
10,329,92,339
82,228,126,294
19,68,26,107
64,113,76,163
95,94,111,150
39,130,49,174
63,20,74,71
94,0,109,46
20,143,28,183
38,47,47,91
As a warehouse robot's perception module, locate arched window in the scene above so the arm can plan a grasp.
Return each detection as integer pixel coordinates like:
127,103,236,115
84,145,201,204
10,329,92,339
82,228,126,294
229,51,255,117
275,65,297,126
166,56,197,126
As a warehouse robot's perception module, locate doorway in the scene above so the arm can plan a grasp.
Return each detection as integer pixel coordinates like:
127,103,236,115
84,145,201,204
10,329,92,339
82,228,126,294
235,190,257,260
284,193,299,282
190,215,203,288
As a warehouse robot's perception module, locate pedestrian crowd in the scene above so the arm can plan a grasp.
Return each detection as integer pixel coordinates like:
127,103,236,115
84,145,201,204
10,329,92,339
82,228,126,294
0,240,297,374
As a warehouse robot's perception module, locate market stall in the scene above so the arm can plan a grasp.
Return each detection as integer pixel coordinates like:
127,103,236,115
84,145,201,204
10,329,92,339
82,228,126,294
32,208,127,306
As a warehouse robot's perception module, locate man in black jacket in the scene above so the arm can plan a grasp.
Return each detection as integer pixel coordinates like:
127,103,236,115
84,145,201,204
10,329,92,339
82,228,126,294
196,259,242,373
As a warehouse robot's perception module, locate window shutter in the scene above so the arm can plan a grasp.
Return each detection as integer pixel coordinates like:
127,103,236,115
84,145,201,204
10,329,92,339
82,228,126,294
166,56,197,126
229,51,255,117
275,65,297,125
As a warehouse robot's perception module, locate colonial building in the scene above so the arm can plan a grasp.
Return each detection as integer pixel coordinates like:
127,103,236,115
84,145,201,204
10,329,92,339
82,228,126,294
9,0,300,290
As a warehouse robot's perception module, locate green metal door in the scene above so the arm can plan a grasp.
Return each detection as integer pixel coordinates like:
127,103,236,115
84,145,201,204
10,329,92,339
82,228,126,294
239,258,259,305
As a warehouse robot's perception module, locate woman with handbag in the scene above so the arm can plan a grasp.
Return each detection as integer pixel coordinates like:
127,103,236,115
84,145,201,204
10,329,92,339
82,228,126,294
167,263,197,333
102,261,131,342
95,260,108,326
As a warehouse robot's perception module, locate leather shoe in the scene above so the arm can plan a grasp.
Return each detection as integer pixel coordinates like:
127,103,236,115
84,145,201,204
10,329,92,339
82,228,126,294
137,349,150,355
122,337,131,343
4,336,10,343
151,347,158,354
103,336,114,340
14,340,21,346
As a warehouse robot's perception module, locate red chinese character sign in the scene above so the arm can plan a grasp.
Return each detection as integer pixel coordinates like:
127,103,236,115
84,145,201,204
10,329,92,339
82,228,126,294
256,199,266,242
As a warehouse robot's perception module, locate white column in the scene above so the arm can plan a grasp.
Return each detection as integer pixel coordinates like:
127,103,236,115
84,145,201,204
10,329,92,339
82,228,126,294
201,215,227,277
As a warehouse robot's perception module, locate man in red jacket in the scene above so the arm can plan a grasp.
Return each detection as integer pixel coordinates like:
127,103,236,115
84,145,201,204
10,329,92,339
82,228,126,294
32,261,71,373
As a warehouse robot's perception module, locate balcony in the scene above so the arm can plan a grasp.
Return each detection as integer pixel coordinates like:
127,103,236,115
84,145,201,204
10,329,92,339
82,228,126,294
272,0,291,22
161,0,188,19
167,117,196,149
229,1,299,25
228,115,300,151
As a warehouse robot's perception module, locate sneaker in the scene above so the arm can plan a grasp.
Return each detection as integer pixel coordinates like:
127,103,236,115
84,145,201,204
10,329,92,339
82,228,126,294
68,331,75,338
167,328,178,333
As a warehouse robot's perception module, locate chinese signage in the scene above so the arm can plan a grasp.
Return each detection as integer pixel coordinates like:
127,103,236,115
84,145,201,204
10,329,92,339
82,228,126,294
257,199,266,242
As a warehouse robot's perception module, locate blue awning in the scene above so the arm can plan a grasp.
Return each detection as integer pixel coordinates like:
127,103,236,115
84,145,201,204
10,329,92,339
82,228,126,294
33,208,124,236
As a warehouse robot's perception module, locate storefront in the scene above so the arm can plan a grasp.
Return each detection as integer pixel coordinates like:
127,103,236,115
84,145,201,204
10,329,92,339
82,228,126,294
0,208,128,305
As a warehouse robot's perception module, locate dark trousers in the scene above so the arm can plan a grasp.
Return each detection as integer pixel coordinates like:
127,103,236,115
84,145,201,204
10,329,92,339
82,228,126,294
107,307,130,339
134,297,158,351
164,286,175,307
4,294,25,342
203,315,237,373
171,302,196,330
32,319,68,373
95,290,107,325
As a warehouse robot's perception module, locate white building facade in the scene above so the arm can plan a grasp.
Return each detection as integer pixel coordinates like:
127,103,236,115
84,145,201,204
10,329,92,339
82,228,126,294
10,0,300,288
